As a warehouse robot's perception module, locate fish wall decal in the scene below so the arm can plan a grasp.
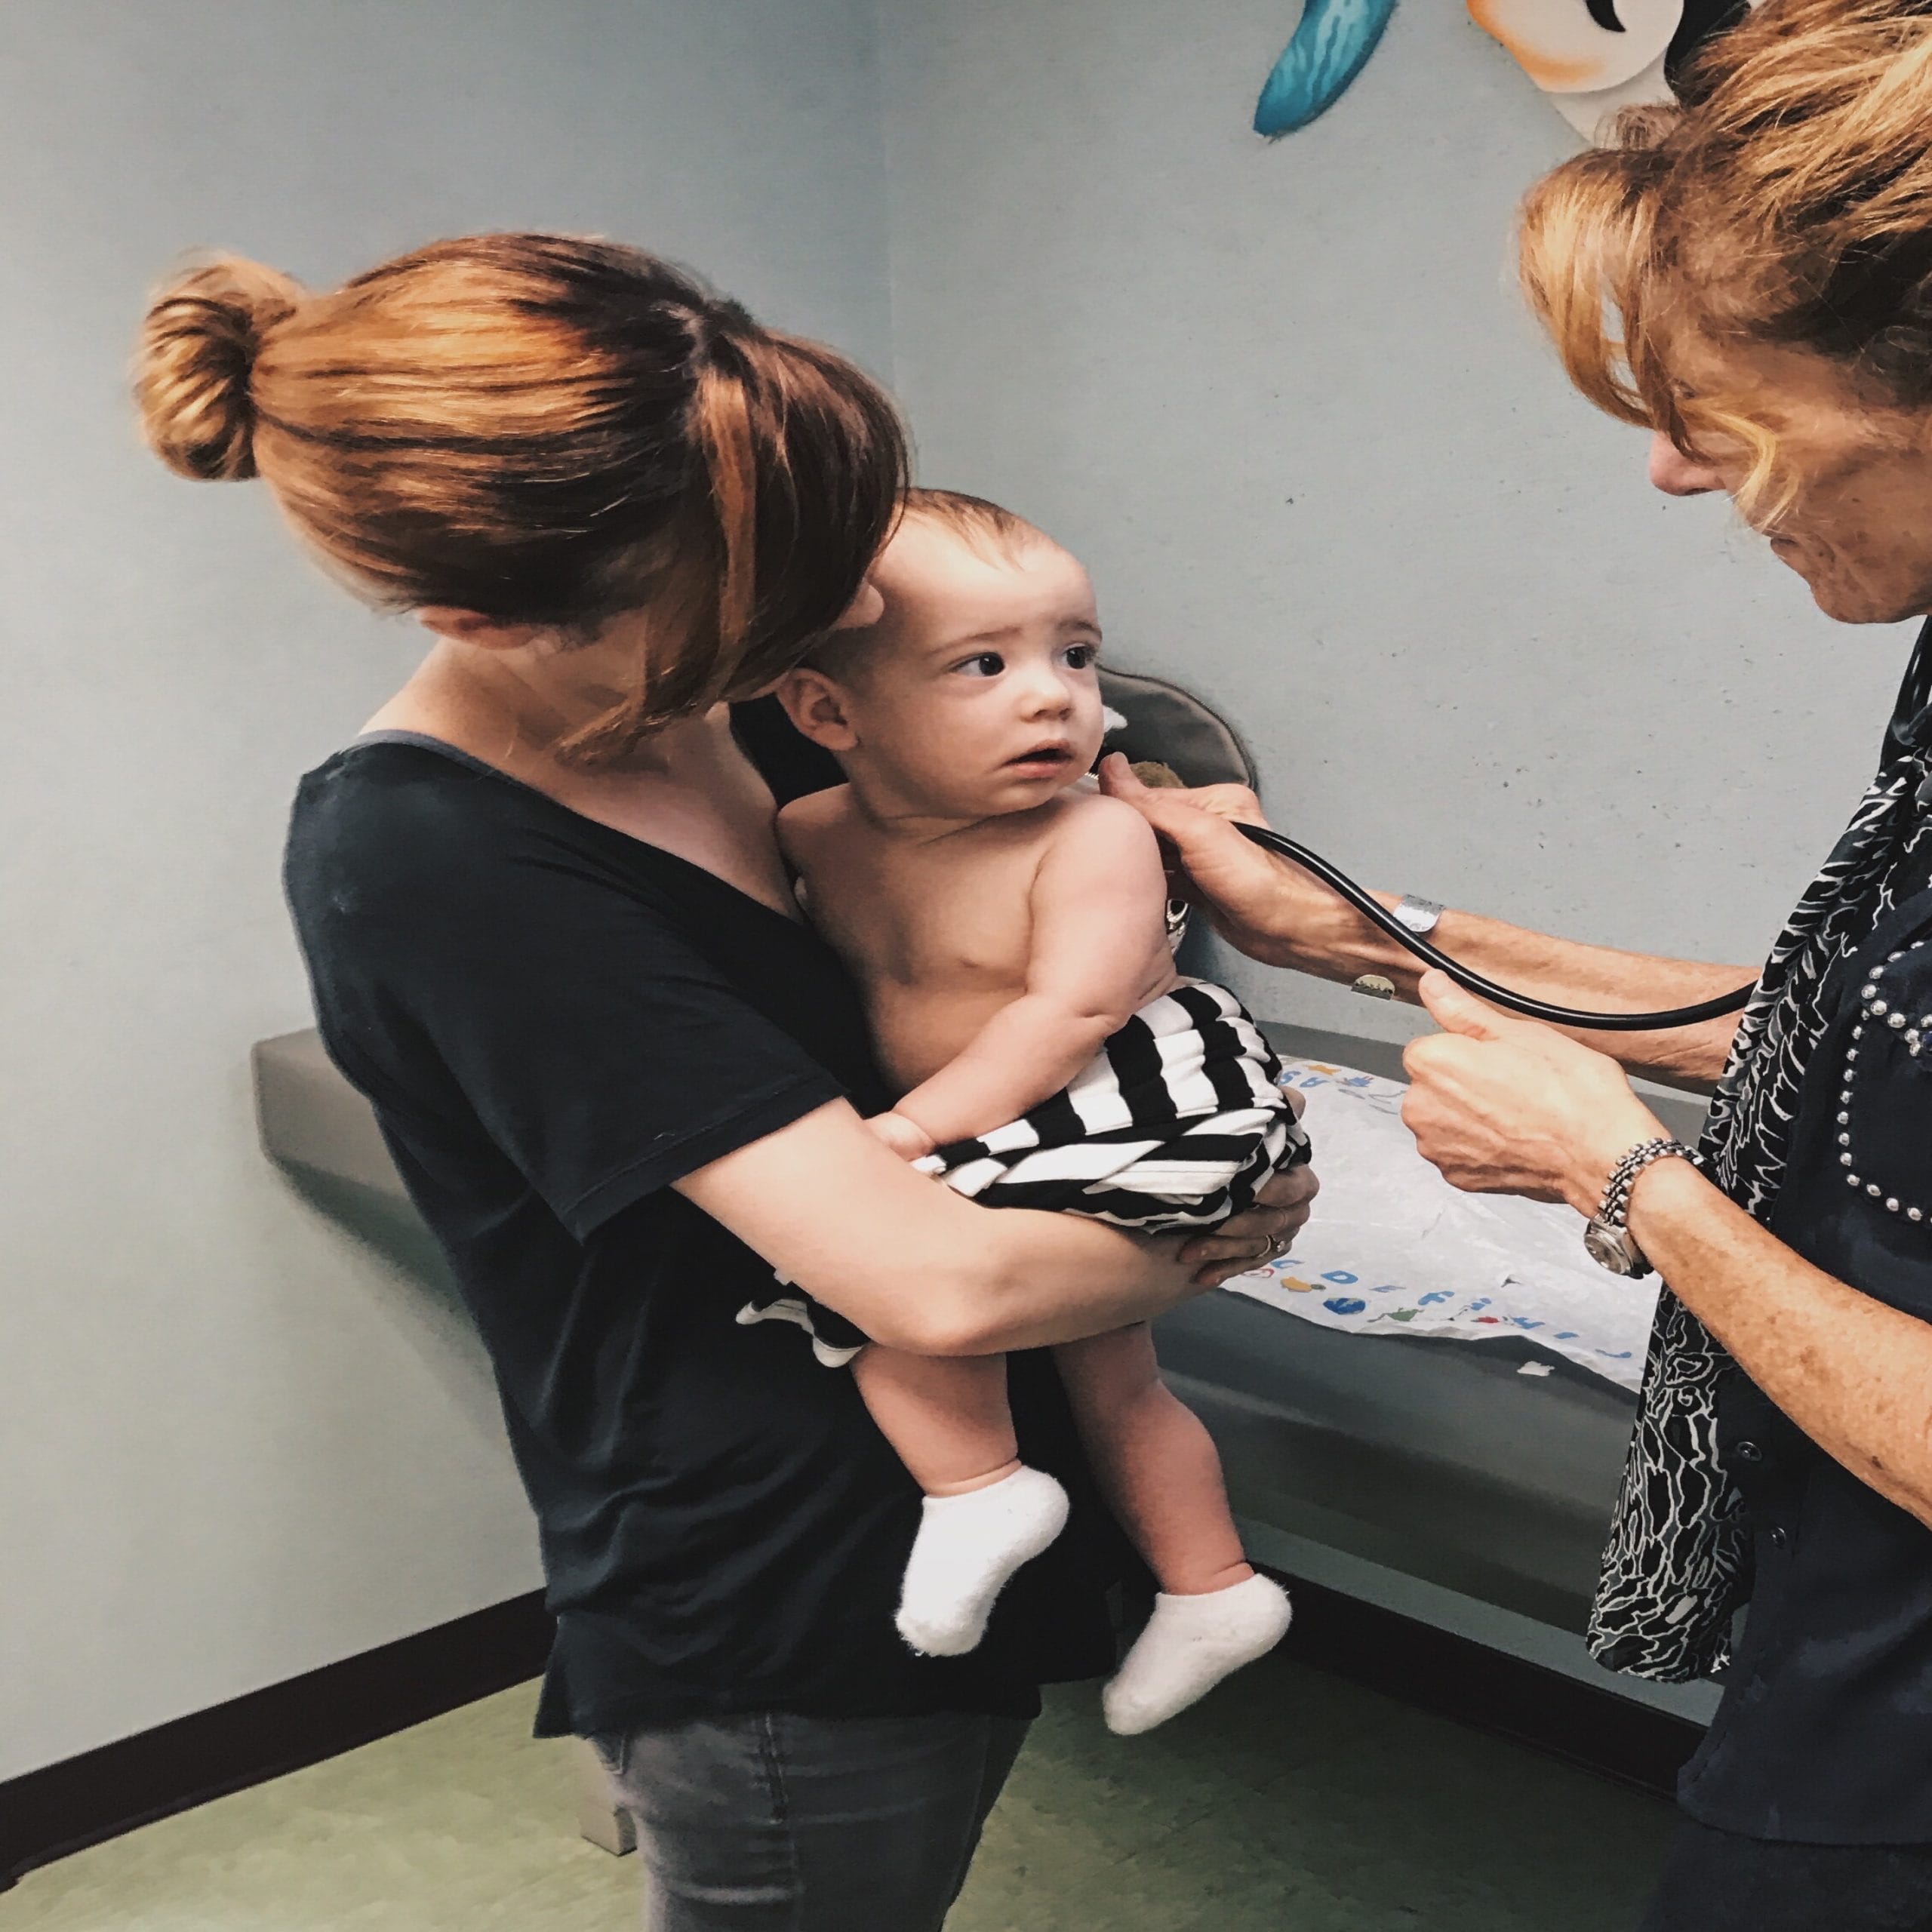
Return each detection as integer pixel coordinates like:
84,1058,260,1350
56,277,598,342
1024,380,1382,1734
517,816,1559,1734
1254,0,1401,137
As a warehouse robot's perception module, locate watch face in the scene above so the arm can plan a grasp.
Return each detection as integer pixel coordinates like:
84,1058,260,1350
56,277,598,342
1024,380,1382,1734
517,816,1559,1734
1584,1220,1638,1275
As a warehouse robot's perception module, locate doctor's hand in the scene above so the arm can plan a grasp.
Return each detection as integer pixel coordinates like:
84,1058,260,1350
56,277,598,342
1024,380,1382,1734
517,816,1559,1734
1402,973,1665,1217
1097,755,1352,973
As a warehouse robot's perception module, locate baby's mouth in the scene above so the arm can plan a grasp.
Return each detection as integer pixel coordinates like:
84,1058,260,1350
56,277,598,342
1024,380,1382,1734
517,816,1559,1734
1004,742,1075,772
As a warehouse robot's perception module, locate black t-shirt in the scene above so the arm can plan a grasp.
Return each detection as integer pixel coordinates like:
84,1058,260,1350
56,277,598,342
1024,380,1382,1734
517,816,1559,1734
283,728,1130,1739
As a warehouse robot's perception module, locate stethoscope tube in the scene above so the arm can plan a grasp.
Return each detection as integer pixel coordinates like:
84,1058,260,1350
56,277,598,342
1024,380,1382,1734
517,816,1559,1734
1233,822,1755,1032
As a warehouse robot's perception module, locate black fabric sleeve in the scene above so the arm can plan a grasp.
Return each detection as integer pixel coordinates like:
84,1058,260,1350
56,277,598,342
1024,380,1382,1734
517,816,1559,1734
337,829,846,1243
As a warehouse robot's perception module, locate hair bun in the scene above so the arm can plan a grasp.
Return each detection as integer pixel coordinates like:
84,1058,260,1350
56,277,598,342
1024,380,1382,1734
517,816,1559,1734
135,257,303,481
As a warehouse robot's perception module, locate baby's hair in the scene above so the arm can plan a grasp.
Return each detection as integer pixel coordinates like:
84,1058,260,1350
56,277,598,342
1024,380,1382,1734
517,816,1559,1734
901,486,1049,558
803,485,1053,681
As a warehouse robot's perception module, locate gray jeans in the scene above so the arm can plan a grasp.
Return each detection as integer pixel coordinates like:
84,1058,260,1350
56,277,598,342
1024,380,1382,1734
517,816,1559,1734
592,1709,1031,1931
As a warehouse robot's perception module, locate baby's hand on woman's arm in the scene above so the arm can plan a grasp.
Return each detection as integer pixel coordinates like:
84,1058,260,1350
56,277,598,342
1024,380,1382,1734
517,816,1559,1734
865,1111,937,1163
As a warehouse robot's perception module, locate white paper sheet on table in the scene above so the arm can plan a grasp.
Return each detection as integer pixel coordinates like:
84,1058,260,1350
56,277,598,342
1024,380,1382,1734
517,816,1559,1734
1224,1057,1659,1390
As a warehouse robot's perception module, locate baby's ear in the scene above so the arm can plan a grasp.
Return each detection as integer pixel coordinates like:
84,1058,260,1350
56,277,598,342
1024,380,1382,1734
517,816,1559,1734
774,665,860,752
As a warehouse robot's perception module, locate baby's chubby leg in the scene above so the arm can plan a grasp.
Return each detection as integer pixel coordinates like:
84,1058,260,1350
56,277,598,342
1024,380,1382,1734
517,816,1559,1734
1053,1326,1292,1734
1052,1324,1249,1592
852,1346,1069,1657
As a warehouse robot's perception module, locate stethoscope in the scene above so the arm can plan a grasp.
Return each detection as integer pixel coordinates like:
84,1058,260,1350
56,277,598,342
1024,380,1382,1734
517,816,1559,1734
1232,823,1757,1032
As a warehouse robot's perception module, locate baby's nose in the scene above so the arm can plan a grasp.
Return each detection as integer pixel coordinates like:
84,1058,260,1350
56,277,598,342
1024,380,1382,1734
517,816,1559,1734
1019,667,1074,712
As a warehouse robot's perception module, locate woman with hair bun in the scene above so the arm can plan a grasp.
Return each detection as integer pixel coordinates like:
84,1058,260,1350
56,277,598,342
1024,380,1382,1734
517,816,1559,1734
1100,2,1932,1923
136,234,1313,1930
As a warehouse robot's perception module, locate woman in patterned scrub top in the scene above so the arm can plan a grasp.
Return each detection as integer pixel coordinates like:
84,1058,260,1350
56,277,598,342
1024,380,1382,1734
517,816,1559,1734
1100,3,1932,1926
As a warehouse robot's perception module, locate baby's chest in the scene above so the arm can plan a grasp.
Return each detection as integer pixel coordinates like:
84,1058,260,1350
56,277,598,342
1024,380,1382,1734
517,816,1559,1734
823,846,1039,988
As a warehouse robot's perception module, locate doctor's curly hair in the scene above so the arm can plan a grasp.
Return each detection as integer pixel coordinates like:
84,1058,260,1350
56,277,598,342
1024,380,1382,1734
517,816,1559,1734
1518,0,1932,518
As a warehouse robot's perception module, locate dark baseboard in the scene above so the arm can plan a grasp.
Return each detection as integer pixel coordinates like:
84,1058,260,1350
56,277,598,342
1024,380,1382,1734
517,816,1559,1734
0,1591,553,1892
2,1569,1694,1892
1266,1568,1702,1801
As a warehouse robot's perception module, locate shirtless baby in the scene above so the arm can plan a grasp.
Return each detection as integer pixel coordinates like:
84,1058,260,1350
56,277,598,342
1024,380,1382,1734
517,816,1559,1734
768,489,1302,1735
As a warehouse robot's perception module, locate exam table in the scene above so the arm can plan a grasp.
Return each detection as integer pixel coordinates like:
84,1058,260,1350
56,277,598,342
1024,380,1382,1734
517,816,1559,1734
252,1020,1703,1639
1159,1022,1709,1637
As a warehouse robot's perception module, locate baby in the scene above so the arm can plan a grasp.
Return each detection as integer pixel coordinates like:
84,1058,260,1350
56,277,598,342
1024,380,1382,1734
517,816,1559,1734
760,489,1303,1735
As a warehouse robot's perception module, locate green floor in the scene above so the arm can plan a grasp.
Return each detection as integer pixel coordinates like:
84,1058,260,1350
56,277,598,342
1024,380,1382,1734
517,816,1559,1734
11,1649,1675,1930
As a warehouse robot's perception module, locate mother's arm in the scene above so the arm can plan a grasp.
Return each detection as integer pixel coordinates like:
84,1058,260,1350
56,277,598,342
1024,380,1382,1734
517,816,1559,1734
1100,758,1749,1090
677,1097,1316,1357
1405,974,1932,1531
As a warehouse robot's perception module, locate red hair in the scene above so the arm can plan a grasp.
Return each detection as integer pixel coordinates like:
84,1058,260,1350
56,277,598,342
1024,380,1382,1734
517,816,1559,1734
137,233,908,760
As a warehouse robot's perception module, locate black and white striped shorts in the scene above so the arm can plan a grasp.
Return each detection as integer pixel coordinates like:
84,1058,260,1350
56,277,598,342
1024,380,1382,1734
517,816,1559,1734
736,982,1308,1367
915,980,1306,1230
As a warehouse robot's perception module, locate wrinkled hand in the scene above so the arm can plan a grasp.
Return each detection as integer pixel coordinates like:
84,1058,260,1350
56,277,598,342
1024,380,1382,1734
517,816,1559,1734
1180,1088,1319,1286
865,1110,937,1163
1401,973,1663,1214
1098,754,1343,970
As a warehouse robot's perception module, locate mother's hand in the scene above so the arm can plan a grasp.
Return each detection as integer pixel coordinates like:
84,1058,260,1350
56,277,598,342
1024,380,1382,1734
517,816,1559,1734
1097,754,1332,971
1180,1090,1319,1286
1401,973,1664,1214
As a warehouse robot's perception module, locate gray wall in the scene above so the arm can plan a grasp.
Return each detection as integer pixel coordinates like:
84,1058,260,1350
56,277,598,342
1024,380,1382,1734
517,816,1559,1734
0,0,891,1783
875,0,1917,1041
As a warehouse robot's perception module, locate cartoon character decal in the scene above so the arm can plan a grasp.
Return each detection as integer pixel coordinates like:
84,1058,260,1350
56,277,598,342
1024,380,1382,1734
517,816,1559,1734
1466,0,1757,137
1253,0,1756,143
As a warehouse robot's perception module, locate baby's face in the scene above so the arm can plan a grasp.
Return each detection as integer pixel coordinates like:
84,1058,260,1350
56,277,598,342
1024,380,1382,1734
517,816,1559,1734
830,515,1106,818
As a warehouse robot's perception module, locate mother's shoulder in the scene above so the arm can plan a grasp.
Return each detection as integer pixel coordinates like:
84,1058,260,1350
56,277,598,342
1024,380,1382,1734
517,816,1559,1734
289,736,562,904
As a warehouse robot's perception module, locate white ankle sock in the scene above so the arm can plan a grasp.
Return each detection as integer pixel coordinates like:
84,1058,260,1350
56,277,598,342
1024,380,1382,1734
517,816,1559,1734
895,1466,1070,1657
1102,1574,1293,1737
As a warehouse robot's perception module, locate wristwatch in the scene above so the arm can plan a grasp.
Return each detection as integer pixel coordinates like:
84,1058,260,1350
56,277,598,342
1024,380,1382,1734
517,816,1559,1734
1584,1137,1703,1277
1352,896,1444,1000
1392,894,1444,937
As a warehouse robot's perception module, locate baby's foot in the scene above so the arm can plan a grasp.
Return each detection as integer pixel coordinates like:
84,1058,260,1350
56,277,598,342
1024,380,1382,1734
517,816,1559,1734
1102,1574,1294,1736
896,1466,1070,1657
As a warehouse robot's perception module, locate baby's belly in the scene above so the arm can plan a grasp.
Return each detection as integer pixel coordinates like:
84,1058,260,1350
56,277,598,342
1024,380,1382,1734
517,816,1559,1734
872,983,1025,1093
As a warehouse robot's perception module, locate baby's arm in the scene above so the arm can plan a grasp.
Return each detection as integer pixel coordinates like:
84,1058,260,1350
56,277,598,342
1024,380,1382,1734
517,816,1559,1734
889,796,1177,1152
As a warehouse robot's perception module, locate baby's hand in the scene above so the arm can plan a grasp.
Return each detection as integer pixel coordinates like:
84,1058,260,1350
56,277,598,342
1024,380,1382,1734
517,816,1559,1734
866,1111,937,1163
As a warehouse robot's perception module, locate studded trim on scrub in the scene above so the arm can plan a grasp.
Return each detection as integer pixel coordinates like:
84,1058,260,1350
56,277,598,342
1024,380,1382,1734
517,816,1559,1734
1589,623,1932,1682
1843,952,1932,1220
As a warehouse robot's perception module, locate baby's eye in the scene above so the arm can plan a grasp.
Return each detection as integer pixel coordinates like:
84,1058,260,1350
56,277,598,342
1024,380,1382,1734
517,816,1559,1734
955,651,1005,678
1063,642,1099,671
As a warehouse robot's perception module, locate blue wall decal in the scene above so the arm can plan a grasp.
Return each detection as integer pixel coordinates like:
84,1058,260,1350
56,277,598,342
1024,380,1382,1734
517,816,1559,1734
1254,0,1400,137
1254,0,1758,146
